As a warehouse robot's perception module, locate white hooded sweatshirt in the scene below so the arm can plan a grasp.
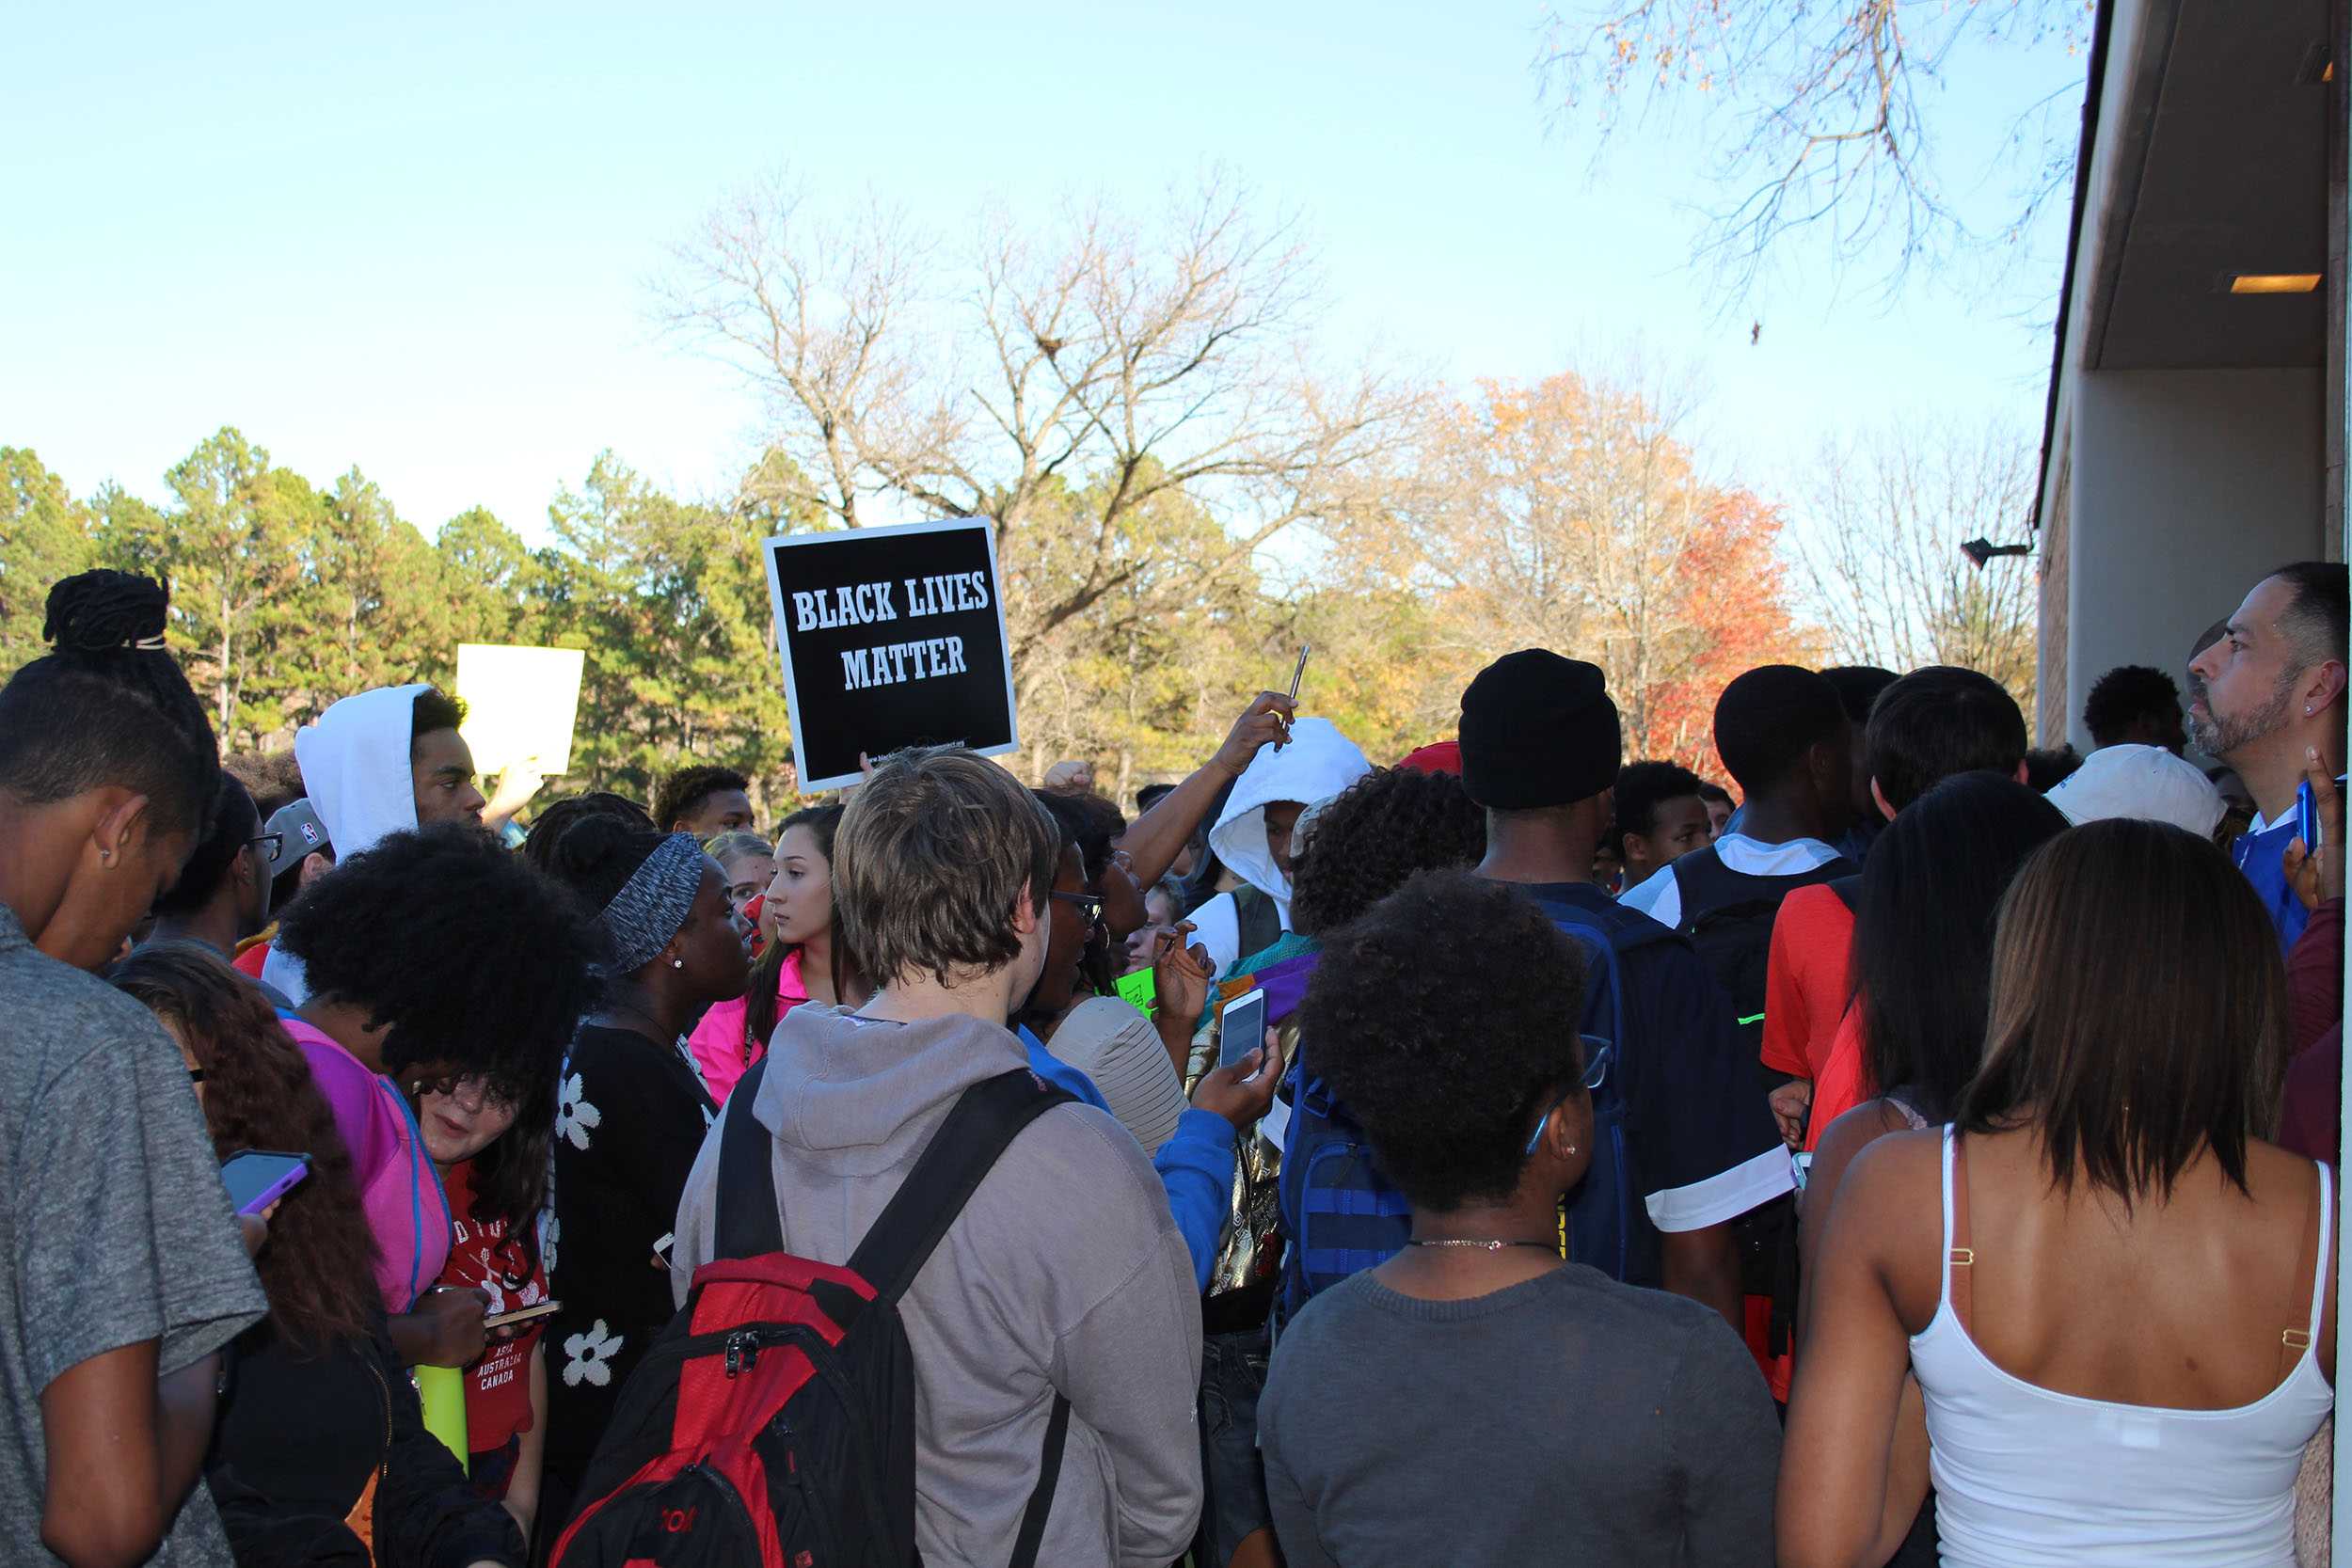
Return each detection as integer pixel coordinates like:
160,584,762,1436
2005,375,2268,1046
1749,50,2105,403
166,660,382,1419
261,684,429,1005
1189,717,1372,975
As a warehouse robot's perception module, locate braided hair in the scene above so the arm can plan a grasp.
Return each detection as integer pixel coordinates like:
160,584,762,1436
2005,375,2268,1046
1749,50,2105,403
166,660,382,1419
521,791,655,874
0,571,219,833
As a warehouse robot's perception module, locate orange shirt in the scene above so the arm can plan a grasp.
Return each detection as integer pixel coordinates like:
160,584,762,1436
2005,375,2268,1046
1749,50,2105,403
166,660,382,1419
1804,1008,1871,1153
1759,883,1854,1082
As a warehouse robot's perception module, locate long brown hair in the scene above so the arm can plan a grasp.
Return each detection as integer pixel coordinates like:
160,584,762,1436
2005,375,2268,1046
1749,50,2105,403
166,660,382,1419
109,942,381,1352
1959,818,2289,1205
749,801,867,1045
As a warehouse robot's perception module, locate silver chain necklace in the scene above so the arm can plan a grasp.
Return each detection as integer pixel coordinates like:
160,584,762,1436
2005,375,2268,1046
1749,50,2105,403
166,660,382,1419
1406,1238,1558,1251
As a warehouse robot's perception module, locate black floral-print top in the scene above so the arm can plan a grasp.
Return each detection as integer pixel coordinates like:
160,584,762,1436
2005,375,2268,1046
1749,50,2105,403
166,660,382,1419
543,1023,715,1487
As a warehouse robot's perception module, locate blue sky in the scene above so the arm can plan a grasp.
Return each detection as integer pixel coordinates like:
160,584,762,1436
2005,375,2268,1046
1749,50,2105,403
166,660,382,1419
1,1,2083,544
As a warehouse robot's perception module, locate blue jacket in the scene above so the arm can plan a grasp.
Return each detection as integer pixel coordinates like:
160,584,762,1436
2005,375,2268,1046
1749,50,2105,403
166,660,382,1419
1023,1026,1234,1290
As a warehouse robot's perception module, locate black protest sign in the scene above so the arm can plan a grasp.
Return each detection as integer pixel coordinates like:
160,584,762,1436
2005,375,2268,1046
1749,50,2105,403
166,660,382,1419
760,519,1019,791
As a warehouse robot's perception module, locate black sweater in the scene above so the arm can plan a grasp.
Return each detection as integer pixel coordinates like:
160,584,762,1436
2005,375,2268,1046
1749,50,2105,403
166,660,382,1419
207,1316,524,1568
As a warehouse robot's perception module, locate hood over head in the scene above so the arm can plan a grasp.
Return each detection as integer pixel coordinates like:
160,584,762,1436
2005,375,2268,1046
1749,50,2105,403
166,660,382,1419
294,684,429,863
1207,717,1372,909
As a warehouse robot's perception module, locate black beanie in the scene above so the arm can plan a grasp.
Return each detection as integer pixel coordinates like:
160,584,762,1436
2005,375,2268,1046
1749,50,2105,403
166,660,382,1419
1458,650,1622,810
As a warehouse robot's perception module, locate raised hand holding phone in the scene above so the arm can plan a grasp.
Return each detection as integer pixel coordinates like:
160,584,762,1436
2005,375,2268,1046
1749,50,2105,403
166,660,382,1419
2284,748,2344,911
1211,691,1296,779
1192,1025,1286,1132
1217,987,1268,1072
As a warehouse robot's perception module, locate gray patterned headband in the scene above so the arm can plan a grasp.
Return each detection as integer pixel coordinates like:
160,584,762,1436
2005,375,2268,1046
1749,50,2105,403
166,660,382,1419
596,832,706,974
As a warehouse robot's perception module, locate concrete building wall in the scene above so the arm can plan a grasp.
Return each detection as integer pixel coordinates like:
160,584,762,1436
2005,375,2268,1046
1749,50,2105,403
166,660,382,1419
2037,425,2074,746
2062,366,2326,749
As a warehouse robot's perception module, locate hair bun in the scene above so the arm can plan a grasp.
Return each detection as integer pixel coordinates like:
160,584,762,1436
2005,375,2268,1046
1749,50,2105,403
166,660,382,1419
43,571,169,655
545,811,667,908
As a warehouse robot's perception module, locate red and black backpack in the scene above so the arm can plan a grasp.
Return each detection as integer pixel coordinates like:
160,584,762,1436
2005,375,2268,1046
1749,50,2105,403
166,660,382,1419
550,1057,1074,1567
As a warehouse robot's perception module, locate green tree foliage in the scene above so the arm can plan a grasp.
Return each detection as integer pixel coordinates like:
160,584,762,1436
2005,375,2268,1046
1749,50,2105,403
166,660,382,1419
0,449,93,675
535,452,798,808
11,385,1821,816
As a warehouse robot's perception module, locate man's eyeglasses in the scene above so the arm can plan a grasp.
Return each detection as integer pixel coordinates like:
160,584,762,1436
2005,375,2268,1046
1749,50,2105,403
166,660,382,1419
246,832,283,863
1049,891,1105,927
1522,1039,1615,1157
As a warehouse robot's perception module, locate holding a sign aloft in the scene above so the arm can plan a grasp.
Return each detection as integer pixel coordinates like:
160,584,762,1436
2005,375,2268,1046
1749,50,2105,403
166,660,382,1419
762,519,1020,791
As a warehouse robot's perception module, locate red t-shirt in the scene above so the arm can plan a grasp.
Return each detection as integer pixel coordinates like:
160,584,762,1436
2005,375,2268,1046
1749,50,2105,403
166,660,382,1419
1756,884,1861,1405
1758,884,1856,1087
436,1159,548,1454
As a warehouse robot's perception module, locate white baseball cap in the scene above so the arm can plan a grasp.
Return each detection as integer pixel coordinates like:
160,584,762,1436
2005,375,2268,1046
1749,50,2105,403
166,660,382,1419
2045,744,2226,838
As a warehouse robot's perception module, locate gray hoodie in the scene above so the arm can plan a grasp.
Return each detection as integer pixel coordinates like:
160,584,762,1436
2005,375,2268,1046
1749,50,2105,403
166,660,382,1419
669,1004,1203,1566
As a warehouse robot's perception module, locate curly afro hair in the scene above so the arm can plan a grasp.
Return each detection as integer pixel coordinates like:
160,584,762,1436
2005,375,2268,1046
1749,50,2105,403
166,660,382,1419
1299,870,1588,1212
1288,768,1486,938
277,823,600,1096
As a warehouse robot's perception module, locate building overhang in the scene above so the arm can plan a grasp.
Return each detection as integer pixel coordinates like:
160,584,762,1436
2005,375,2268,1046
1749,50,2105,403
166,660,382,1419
2033,0,2331,530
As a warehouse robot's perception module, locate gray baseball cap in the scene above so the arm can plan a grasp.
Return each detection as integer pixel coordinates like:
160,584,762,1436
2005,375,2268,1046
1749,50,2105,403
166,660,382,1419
262,799,332,877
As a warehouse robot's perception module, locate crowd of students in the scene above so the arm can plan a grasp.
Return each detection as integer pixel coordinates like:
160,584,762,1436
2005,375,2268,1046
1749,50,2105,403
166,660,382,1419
0,556,2344,1568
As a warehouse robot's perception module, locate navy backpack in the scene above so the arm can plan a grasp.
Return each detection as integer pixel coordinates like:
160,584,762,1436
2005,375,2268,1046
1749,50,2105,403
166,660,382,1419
1274,891,1676,1325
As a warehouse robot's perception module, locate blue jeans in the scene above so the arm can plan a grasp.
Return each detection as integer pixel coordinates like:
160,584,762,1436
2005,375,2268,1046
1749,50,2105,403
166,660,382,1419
1199,1326,1273,1566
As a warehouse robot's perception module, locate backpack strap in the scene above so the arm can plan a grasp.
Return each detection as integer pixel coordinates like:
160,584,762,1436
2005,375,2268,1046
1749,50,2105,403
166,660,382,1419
715,1054,784,1259
846,1067,1074,1568
1826,873,1863,916
846,1068,1073,1301
1232,884,1284,966
1009,1396,1071,1568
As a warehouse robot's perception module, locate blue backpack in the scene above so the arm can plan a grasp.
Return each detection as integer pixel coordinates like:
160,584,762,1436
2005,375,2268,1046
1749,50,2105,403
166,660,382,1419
1274,892,1672,1326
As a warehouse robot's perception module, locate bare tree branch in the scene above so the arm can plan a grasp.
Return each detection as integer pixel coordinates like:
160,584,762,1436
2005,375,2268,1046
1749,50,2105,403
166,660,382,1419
655,166,1433,681
1789,417,2040,707
1534,0,2092,304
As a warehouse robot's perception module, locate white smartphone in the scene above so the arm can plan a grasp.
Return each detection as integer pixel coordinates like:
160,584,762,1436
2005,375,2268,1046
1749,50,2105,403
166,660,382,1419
482,1299,563,1330
1219,988,1268,1073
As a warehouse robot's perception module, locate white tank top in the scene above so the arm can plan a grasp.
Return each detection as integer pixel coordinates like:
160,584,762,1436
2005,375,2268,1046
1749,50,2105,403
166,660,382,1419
1911,1128,2334,1566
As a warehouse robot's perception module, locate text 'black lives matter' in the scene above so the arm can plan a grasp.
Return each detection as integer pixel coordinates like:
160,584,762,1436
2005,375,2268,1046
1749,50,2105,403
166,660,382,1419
760,519,1019,791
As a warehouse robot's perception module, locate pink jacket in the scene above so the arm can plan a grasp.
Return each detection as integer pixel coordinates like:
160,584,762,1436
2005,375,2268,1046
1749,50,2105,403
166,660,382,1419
687,948,810,1106
280,1014,451,1312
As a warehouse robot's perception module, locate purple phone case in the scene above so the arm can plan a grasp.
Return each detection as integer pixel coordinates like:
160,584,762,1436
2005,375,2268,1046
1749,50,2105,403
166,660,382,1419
224,1155,310,1217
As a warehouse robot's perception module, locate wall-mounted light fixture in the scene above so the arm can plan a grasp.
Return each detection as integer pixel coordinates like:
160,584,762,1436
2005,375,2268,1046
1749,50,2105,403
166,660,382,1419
1961,537,2032,570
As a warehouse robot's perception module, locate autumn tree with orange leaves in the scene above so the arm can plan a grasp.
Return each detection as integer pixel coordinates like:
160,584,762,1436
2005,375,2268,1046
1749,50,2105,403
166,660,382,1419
1374,368,1812,776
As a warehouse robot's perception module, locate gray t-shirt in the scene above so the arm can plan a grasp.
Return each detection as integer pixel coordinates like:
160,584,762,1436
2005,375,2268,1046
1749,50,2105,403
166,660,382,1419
0,906,268,1564
1261,1262,1781,1567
